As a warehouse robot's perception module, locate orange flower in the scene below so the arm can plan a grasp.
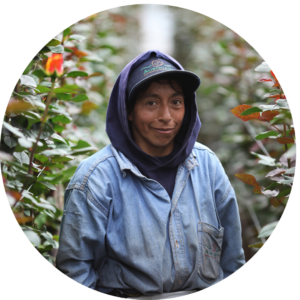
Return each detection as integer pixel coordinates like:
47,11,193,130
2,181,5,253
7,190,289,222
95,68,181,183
45,53,64,76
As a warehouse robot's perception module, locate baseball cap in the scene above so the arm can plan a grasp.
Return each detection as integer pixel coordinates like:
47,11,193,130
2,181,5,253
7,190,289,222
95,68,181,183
126,55,201,103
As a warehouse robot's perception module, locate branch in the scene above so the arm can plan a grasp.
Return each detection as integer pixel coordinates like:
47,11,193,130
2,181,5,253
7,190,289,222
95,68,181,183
242,121,270,157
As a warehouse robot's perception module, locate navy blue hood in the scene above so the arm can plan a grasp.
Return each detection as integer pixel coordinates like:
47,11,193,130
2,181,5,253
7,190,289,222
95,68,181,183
106,50,201,175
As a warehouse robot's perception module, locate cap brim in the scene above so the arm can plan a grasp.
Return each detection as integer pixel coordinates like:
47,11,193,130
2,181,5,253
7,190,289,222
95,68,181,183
127,70,201,103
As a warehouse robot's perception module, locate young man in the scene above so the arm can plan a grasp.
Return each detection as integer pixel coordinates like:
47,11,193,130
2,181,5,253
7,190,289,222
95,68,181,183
56,50,245,297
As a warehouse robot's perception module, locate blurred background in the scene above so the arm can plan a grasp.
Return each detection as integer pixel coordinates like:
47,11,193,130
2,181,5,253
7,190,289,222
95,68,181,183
47,3,283,263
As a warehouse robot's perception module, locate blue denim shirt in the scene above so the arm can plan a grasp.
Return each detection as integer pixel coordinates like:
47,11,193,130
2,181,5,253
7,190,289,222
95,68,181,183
56,142,245,295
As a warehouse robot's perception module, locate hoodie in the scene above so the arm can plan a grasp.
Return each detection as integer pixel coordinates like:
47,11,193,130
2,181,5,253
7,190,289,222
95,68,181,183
106,50,201,197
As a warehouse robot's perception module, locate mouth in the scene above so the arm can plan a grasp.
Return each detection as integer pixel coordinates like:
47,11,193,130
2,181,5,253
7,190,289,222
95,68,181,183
152,127,174,134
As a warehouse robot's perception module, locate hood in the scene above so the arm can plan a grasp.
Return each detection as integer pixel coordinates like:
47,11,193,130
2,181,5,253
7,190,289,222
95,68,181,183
106,50,201,172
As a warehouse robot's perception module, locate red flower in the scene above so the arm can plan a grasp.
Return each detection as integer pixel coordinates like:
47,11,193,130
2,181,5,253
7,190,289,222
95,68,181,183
45,53,64,76
271,69,281,87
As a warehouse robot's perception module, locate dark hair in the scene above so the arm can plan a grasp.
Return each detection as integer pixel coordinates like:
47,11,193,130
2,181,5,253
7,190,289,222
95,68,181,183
126,76,188,114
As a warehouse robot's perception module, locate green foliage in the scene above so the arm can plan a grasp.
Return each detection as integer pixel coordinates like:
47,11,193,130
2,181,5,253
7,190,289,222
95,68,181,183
231,62,295,247
1,9,139,264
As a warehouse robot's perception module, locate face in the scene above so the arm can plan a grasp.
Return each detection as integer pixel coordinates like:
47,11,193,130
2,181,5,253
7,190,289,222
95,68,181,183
127,80,185,157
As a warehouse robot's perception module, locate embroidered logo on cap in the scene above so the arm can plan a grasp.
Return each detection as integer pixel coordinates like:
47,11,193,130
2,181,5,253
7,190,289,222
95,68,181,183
140,59,176,77
152,59,164,67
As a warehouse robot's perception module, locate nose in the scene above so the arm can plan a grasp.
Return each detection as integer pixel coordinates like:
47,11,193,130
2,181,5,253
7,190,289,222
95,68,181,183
158,103,172,123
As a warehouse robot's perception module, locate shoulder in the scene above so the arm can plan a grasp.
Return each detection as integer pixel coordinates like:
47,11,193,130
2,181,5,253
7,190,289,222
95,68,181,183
192,142,224,173
67,144,118,189
193,142,217,159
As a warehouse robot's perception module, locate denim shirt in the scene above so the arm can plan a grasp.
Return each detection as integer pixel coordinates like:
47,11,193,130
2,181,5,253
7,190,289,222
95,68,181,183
56,142,245,295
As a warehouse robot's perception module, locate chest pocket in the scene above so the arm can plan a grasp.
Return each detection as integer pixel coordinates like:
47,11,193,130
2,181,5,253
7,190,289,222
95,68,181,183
198,222,224,283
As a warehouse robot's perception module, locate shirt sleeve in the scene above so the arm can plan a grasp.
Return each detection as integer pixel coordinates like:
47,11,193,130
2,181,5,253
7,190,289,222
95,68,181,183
213,158,245,278
56,186,109,289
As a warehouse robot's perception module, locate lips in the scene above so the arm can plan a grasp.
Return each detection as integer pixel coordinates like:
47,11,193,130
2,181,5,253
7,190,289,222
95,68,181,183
154,128,173,131
152,127,174,134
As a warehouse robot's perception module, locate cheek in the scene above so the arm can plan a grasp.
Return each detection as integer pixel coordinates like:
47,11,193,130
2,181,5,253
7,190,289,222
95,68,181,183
132,109,153,130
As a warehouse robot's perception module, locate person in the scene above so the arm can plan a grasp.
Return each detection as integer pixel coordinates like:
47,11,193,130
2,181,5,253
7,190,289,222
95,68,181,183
56,50,245,298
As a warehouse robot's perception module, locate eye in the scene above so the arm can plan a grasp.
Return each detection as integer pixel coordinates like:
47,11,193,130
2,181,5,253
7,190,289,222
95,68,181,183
146,100,157,106
172,99,182,106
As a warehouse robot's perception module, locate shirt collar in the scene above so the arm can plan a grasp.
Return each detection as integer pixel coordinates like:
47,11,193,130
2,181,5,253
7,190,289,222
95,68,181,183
111,145,198,177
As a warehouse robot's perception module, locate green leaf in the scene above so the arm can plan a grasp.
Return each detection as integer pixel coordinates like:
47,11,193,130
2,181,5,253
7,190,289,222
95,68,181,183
11,115,29,129
56,93,72,100
41,149,68,157
281,197,290,206
19,75,37,88
48,45,64,53
34,154,49,163
22,59,34,75
79,55,103,63
259,104,281,111
265,182,279,190
62,166,77,179
41,232,58,248
46,39,61,47
63,28,71,38
285,167,295,174
27,74,40,85
66,71,88,78
70,146,97,155
3,122,26,138
30,122,55,139
251,152,277,166
32,69,45,80
51,133,67,144
50,174,64,184
38,181,57,191
24,230,41,247
277,188,291,198
255,62,271,72
34,141,48,154
51,156,74,163
53,88,78,94
21,111,41,121
13,151,30,165
53,124,64,133
43,162,58,167
276,99,289,109
35,85,50,93
18,137,33,148
248,243,263,249
72,140,91,149
39,244,53,254
277,177,293,185
240,107,263,116
64,48,74,53
4,160,27,171
69,34,86,42
258,221,278,238
50,115,72,124
69,94,89,102
40,46,51,53
255,130,280,140
4,136,18,148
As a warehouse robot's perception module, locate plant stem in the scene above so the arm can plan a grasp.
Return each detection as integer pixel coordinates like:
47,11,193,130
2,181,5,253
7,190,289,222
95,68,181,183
20,78,56,195
28,78,56,175
283,123,291,169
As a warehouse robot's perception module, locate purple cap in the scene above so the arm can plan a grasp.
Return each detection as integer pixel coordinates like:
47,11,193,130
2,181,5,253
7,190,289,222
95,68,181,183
126,55,201,103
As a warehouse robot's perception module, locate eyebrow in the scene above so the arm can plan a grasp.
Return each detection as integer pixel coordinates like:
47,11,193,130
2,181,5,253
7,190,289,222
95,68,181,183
142,92,184,99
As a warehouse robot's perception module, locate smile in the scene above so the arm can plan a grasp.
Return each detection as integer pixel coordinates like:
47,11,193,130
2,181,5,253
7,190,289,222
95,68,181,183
152,128,174,134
